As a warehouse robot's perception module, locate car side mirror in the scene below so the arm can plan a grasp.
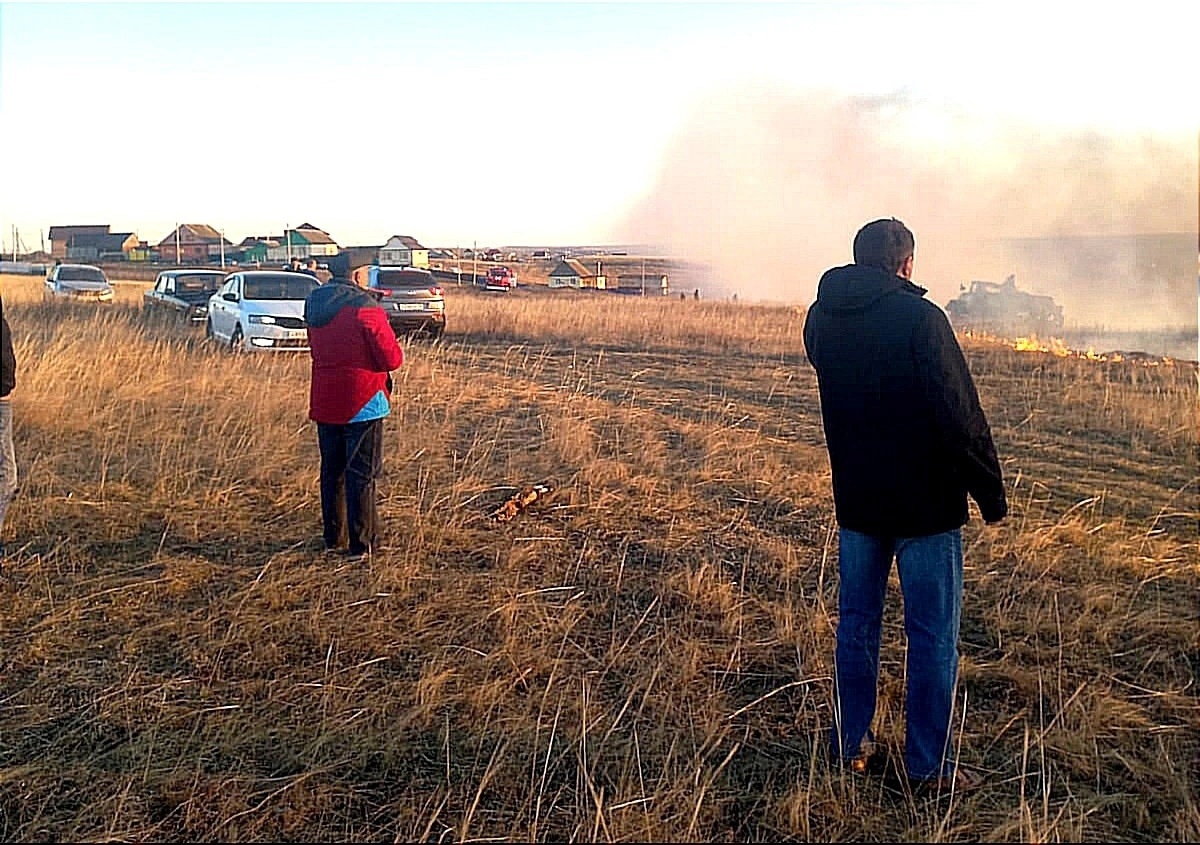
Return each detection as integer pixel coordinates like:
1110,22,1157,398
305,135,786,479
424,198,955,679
223,292,239,302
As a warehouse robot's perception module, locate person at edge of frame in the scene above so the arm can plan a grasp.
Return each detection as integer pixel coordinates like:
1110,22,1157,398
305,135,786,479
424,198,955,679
0,290,19,563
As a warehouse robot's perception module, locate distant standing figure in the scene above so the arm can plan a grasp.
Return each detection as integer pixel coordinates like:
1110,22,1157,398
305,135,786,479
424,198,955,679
302,257,320,278
304,252,404,559
802,218,1006,794
0,293,18,561
693,288,700,300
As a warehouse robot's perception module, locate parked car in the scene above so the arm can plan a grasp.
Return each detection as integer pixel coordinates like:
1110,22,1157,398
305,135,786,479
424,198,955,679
205,270,318,351
43,263,114,304
364,266,446,339
144,269,226,325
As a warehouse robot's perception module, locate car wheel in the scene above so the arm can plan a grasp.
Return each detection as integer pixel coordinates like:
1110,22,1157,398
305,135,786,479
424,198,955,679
230,325,244,352
205,318,215,341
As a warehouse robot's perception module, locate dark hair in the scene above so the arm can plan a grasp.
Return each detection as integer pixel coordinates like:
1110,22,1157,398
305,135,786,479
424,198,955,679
852,218,914,274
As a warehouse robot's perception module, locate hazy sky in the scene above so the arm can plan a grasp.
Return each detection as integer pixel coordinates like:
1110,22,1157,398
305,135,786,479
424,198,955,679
0,1,1194,314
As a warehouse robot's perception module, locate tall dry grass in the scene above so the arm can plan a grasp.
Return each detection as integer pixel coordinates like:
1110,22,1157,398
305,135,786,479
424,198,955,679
0,274,1196,842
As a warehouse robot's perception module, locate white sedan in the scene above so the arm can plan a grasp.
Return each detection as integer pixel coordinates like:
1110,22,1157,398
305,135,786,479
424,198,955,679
205,270,318,351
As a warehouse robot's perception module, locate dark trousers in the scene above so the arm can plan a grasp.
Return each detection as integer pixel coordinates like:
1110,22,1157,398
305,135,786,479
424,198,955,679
317,419,384,554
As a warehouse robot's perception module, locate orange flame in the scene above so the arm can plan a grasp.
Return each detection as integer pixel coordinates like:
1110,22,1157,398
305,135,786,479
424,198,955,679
963,331,1173,367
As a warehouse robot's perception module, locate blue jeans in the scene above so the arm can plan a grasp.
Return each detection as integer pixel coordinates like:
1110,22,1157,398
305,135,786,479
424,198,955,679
0,400,16,542
317,419,384,555
830,527,963,781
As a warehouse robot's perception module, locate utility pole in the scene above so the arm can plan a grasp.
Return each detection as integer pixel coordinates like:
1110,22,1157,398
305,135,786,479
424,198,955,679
220,228,226,269
286,224,292,264
471,239,477,287
175,223,181,263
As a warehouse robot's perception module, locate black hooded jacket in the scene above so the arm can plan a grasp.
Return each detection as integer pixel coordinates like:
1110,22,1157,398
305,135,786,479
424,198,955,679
0,297,15,399
802,264,1006,537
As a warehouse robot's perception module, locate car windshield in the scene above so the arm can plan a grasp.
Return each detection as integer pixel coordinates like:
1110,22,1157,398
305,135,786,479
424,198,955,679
376,270,433,290
242,274,318,300
178,274,223,292
59,266,107,283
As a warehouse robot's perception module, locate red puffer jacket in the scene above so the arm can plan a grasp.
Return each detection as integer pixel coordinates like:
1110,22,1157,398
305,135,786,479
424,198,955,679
305,279,404,424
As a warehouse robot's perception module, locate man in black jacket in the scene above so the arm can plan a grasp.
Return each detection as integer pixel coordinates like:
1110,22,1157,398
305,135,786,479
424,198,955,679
803,218,1006,794
0,293,18,560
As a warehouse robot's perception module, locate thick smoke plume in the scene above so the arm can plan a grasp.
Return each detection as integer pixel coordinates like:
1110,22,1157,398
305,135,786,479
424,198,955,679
620,88,1195,330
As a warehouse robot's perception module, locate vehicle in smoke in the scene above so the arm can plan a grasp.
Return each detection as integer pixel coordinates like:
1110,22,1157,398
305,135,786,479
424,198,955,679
945,274,1064,336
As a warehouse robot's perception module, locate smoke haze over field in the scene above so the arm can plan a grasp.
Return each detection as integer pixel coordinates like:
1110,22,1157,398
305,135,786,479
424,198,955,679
619,88,1196,331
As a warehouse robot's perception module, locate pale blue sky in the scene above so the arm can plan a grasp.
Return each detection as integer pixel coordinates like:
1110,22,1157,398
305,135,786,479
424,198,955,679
0,1,1192,253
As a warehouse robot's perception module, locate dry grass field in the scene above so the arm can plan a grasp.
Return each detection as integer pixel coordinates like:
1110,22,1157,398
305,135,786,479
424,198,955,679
0,272,1196,842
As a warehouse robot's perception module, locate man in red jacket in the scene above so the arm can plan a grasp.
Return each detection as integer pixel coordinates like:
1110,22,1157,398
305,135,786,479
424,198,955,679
305,252,404,559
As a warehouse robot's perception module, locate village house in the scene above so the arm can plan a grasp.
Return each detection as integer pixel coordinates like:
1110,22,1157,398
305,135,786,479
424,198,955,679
155,224,231,264
47,225,110,259
265,223,339,263
65,231,140,262
232,236,279,266
548,258,613,290
378,235,430,268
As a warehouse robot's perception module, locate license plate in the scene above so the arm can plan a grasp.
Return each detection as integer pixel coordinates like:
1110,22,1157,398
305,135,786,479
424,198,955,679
287,330,307,339
393,303,424,311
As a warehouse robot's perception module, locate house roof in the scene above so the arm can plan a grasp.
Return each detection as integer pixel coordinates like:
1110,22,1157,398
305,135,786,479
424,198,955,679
68,232,135,251
182,223,224,241
286,228,337,245
153,224,227,249
48,225,109,241
386,235,427,250
549,259,594,278
296,223,328,234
